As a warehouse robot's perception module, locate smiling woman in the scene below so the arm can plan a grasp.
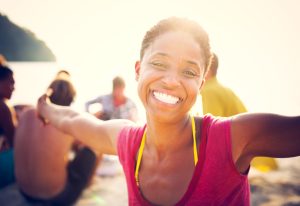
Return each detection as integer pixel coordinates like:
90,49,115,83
35,16,300,206
135,31,207,123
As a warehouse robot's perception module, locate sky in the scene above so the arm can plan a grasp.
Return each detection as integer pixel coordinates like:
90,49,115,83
1,0,300,115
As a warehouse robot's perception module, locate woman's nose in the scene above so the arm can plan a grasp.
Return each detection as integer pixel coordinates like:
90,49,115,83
161,71,181,88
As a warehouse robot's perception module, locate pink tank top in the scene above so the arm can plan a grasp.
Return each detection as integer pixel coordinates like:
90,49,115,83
117,115,250,205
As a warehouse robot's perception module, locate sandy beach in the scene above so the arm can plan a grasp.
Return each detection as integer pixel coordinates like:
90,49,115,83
0,156,299,206
249,157,300,206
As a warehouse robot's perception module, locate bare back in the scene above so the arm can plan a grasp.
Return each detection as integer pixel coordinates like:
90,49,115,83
14,108,74,198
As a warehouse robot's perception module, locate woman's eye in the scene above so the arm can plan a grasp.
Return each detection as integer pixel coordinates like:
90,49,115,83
182,70,198,78
150,62,167,69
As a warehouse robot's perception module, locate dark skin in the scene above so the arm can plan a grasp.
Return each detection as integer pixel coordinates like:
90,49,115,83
232,113,300,173
0,73,16,148
0,100,16,148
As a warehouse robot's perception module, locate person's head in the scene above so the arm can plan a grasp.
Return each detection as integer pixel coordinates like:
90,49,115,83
135,17,212,121
0,64,15,100
48,79,76,106
205,53,218,79
112,76,126,98
56,70,71,80
113,76,125,90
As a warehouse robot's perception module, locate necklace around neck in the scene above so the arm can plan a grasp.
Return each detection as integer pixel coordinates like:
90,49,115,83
134,116,198,186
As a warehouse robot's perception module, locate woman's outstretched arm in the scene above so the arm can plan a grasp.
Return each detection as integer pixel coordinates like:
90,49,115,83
231,113,300,172
37,93,134,155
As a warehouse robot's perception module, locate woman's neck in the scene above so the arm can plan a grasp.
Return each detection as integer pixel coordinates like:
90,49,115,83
145,115,192,158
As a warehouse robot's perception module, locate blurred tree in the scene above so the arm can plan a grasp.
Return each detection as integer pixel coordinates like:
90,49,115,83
0,13,56,61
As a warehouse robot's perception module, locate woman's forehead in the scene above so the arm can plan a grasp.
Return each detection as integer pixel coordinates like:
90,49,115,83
144,31,206,67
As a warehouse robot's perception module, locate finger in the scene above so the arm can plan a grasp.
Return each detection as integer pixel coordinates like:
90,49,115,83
46,88,53,97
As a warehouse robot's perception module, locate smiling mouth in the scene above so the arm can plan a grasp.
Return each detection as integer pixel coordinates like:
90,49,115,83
153,91,181,105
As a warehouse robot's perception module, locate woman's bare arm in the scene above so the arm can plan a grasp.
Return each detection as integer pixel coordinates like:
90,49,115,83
231,113,300,172
37,93,135,154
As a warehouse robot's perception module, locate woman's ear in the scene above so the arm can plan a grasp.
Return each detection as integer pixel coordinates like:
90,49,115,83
135,61,141,81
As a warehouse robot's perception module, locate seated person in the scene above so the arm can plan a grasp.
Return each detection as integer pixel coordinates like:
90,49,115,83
0,61,17,150
0,62,17,188
14,77,98,205
85,76,138,122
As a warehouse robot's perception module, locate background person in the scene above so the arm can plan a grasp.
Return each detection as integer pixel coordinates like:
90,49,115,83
0,58,16,150
201,53,278,172
14,74,98,205
0,60,17,188
201,53,247,116
85,76,138,122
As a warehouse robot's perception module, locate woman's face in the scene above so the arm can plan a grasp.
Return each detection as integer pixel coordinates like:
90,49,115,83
135,31,205,122
0,74,15,100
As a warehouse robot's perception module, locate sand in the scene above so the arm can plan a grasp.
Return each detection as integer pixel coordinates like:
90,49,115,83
0,157,299,206
249,157,300,206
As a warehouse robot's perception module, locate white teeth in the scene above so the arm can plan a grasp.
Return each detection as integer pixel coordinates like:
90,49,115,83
153,91,180,104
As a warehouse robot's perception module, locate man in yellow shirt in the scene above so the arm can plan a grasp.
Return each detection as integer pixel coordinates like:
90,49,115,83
201,53,277,172
201,54,246,116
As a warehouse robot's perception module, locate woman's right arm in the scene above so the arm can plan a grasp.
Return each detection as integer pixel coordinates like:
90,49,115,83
37,93,134,155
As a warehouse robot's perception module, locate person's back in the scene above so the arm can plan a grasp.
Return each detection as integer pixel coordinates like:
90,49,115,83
14,108,73,197
14,77,96,205
201,53,247,117
201,77,247,116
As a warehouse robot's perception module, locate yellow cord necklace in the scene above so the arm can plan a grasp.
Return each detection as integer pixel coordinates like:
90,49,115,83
134,116,198,186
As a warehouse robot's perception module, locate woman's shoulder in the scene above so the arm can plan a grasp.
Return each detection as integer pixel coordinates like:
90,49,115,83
200,113,231,124
119,124,145,138
117,124,145,148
